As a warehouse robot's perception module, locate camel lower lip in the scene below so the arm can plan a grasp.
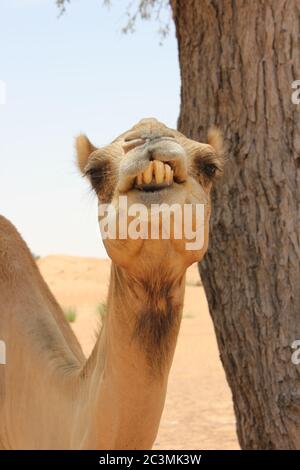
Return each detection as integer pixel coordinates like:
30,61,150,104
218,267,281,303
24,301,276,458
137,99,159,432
135,182,172,192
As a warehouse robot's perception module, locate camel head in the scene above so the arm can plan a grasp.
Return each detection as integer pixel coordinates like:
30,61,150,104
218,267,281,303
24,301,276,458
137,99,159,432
76,118,224,276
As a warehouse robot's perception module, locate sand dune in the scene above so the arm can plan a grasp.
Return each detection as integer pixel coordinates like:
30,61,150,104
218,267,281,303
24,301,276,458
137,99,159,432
38,255,239,450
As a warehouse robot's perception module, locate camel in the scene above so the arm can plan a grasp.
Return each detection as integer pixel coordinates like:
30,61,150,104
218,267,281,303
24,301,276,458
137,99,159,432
0,118,224,449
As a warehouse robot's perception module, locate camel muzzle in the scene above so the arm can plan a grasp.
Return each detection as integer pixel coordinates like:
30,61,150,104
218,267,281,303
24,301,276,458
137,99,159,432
118,136,187,193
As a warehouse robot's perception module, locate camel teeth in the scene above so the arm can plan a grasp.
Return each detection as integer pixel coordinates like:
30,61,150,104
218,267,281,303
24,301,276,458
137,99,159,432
136,162,174,186
153,160,164,184
165,164,173,185
142,162,153,184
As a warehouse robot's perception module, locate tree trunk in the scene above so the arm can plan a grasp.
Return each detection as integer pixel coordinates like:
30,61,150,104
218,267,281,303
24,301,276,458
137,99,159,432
171,0,300,449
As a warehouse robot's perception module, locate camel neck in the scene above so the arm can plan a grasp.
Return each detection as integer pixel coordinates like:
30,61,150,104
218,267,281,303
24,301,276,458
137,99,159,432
80,262,185,449
106,263,186,373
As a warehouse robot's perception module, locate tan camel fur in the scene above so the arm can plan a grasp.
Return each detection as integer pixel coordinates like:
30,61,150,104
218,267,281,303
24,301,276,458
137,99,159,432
0,118,223,449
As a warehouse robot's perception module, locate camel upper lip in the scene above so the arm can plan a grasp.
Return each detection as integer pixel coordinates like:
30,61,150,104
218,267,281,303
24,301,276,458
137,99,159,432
117,140,188,193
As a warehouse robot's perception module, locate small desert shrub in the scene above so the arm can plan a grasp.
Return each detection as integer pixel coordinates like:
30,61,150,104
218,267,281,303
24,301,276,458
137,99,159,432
97,302,107,321
64,306,77,323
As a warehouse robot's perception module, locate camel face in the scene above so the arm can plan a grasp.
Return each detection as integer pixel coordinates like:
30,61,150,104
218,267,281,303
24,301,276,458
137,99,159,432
77,118,224,273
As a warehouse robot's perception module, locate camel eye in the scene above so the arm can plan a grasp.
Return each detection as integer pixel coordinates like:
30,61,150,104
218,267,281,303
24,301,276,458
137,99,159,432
203,163,217,177
194,153,220,180
84,166,105,193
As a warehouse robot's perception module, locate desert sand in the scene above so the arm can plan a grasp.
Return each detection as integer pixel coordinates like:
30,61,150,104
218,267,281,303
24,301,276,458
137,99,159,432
37,255,239,450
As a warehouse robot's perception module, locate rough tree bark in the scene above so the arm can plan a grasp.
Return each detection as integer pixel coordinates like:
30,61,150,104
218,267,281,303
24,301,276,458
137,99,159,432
171,0,300,449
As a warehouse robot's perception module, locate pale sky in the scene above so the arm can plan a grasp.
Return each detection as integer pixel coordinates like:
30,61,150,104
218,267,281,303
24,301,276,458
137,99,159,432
0,0,180,258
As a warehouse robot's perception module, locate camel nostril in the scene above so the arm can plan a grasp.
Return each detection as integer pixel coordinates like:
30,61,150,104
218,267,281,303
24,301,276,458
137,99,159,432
122,138,146,154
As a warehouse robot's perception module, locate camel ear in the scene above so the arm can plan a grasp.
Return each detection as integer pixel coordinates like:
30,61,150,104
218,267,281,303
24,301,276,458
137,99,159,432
207,127,224,156
75,134,97,174
207,127,225,173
